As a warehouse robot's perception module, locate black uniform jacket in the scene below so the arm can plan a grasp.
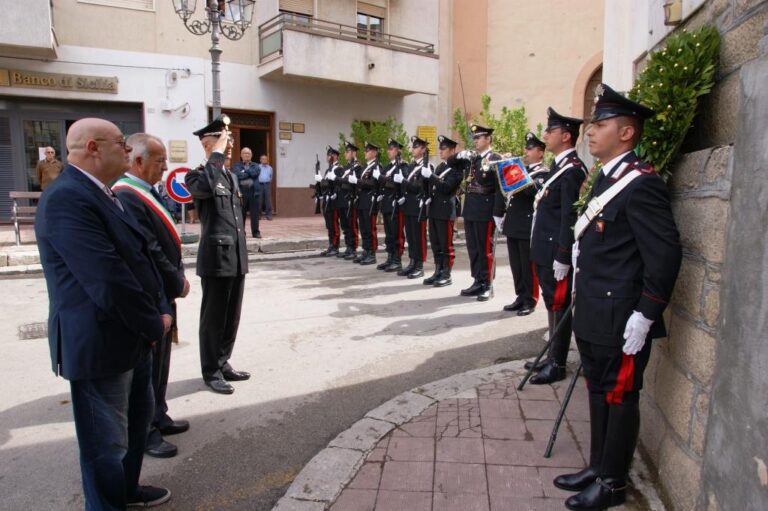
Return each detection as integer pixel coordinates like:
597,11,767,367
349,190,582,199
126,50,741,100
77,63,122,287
462,149,506,222
427,155,465,221
379,159,408,214
320,162,341,211
573,152,682,346
530,150,587,266
502,161,548,240
115,181,186,301
403,158,430,217
356,159,381,212
185,152,249,278
335,160,362,211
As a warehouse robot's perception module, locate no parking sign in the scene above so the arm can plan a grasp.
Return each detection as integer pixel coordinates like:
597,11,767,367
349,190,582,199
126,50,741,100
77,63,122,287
165,167,193,204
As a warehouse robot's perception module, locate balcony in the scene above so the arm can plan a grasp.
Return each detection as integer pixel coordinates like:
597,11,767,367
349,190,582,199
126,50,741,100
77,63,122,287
0,0,57,59
258,13,438,96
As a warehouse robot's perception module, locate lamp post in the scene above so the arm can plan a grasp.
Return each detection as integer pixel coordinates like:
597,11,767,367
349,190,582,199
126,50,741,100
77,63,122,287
172,0,256,118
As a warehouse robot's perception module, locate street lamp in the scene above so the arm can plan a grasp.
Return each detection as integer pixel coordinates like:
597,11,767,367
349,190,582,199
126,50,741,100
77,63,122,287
172,0,256,118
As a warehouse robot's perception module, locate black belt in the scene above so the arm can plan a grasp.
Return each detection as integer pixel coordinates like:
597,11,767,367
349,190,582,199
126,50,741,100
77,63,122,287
467,185,494,195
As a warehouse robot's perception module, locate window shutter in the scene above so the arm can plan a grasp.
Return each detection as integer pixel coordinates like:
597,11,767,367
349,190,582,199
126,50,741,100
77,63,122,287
279,0,314,16
358,1,386,19
78,0,155,11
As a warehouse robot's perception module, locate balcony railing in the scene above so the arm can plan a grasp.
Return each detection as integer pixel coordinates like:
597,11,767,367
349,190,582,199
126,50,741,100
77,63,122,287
259,13,436,63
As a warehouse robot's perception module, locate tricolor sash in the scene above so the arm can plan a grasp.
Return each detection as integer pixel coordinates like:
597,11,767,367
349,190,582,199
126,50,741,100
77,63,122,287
112,176,181,249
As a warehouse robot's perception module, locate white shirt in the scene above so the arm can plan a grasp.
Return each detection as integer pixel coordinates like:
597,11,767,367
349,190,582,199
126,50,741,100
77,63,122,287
124,172,152,190
601,151,633,176
554,149,575,167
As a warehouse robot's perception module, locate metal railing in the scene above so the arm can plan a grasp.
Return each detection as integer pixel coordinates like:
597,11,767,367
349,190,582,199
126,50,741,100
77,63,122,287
259,13,436,62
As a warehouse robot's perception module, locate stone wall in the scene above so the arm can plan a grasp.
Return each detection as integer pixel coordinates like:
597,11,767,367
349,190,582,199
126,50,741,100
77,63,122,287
635,1,768,509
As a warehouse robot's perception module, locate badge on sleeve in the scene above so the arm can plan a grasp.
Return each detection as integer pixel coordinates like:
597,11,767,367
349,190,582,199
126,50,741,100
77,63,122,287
595,220,605,233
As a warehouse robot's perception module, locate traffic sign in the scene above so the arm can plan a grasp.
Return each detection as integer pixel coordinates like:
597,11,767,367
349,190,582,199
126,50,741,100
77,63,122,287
165,167,193,204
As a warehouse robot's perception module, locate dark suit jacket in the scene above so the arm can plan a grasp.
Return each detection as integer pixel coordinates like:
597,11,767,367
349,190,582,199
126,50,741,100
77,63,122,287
356,160,381,212
114,177,186,301
530,150,587,266
573,152,682,345
403,160,429,218
35,165,170,381
462,150,506,221
185,152,249,278
427,155,465,221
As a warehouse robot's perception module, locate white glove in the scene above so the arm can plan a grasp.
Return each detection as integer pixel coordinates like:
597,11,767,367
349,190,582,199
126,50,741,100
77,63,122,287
418,199,424,208
394,172,404,183
348,174,358,184
571,241,580,269
330,193,337,200
315,174,322,182
397,197,406,205
622,311,654,355
373,168,381,179
456,150,474,160
377,195,383,202
421,166,433,179
553,260,570,282
493,216,504,232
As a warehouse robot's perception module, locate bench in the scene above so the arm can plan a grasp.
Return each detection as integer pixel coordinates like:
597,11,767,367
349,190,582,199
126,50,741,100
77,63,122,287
9,191,42,246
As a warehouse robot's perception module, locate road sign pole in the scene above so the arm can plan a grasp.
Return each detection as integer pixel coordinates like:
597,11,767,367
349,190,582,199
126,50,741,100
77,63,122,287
181,203,187,235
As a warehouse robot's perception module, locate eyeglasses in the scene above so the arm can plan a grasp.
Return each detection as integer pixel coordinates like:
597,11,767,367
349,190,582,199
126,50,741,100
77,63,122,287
94,137,129,149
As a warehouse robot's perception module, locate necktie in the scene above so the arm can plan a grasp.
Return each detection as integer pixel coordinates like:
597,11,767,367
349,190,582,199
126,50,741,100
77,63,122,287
104,186,124,212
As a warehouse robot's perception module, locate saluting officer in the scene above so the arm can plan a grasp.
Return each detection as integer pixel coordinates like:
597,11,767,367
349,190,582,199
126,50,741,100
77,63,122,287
355,142,381,265
319,145,341,257
378,138,408,272
335,141,362,260
553,84,682,510
527,108,588,384
398,136,431,279
421,135,465,287
502,132,548,316
456,124,505,302
185,116,250,395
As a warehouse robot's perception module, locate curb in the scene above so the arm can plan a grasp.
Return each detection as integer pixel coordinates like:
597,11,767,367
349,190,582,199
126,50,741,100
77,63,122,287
271,359,667,511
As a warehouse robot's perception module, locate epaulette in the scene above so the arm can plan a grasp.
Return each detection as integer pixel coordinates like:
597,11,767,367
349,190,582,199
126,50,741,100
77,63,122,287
631,160,656,174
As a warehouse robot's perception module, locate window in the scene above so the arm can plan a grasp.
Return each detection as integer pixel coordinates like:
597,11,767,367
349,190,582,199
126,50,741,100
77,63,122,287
279,0,313,18
357,13,383,40
78,0,154,11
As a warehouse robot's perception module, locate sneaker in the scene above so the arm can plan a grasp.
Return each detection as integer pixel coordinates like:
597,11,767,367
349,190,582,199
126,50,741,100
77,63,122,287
127,486,171,508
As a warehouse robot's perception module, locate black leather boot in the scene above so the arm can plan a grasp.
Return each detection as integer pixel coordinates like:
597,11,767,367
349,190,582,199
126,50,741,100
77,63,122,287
503,299,524,312
529,360,566,384
320,245,333,256
326,246,339,257
423,263,442,285
353,250,365,263
343,248,357,260
385,256,402,272
377,254,392,270
476,282,492,301
397,259,415,276
460,280,483,296
407,260,424,279
434,267,452,287
524,359,547,371
337,247,351,258
360,252,376,265
565,478,627,510
554,392,608,491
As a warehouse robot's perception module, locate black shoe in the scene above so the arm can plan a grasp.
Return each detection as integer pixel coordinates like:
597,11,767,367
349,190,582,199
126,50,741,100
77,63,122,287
385,259,403,272
336,249,349,258
407,263,424,279
433,270,452,287
554,467,599,492
326,247,339,257
565,478,626,510
397,259,415,277
529,361,566,384
344,251,357,261
158,419,190,436
222,369,251,381
145,440,178,459
254,232,262,239
423,267,441,285
205,379,235,394
524,359,547,371
476,283,492,302
517,305,535,316
377,256,392,270
460,281,483,296
360,254,376,265
503,300,524,312
353,251,365,263
127,486,172,508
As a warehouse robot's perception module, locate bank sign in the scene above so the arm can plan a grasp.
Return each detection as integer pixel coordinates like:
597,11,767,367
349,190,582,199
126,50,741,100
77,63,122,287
0,69,118,94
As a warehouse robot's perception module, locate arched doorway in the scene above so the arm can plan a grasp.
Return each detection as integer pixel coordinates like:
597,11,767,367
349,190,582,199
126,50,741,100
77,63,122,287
582,65,603,124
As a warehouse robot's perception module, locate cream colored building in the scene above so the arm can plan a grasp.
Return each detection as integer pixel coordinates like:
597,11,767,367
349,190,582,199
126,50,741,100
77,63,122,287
436,0,604,146
0,0,439,219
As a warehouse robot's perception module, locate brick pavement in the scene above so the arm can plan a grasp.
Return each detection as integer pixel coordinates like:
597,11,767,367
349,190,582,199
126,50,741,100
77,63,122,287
328,373,650,511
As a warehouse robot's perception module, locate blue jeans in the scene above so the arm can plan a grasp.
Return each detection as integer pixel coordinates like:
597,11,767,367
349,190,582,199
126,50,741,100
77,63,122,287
70,352,154,510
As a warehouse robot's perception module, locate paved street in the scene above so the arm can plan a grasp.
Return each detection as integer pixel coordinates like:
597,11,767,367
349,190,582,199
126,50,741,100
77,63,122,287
0,249,547,510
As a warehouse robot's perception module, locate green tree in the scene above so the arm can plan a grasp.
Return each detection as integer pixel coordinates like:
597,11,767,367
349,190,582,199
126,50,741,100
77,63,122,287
338,117,410,166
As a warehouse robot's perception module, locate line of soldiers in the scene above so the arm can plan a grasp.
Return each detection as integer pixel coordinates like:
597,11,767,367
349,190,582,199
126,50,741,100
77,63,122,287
312,83,682,510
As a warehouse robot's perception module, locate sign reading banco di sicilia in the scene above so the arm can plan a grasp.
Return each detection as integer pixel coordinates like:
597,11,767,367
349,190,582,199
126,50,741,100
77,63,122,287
0,69,118,94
